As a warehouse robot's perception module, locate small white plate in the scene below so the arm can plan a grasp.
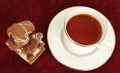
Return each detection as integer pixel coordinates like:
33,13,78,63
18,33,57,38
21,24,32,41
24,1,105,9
47,6,116,71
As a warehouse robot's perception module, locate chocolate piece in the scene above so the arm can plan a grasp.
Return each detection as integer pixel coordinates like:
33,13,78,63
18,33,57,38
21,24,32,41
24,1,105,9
23,38,38,54
7,21,35,47
6,21,45,64
6,36,18,51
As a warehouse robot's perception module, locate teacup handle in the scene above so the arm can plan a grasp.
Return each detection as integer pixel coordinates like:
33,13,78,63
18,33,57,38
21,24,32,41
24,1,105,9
97,39,113,51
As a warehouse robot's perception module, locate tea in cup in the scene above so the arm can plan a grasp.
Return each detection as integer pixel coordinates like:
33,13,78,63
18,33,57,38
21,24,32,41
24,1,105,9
63,7,109,55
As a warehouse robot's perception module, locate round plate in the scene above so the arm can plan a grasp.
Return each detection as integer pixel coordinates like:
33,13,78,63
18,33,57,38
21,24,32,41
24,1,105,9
47,6,116,71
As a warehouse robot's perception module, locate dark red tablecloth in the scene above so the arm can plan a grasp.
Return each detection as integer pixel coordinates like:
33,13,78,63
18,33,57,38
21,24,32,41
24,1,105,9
0,0,120,73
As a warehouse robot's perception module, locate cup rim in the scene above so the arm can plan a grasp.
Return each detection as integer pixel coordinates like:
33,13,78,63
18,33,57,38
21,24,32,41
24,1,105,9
64,7,107,47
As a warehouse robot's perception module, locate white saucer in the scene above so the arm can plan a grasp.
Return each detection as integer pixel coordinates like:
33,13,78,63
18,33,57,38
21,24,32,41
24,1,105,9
47,6,116,71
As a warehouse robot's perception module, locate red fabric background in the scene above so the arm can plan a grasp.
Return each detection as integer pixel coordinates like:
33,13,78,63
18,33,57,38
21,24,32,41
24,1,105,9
0,0,120,73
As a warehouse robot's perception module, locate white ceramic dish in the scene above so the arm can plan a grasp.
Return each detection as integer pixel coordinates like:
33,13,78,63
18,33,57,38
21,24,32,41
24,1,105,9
47,6,116,71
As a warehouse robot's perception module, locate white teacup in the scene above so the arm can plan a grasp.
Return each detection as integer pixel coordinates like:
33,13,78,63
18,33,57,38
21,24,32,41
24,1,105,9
62,7,110,55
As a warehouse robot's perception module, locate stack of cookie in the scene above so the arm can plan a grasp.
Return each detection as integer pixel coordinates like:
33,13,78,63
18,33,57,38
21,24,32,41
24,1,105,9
6,21,45,64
